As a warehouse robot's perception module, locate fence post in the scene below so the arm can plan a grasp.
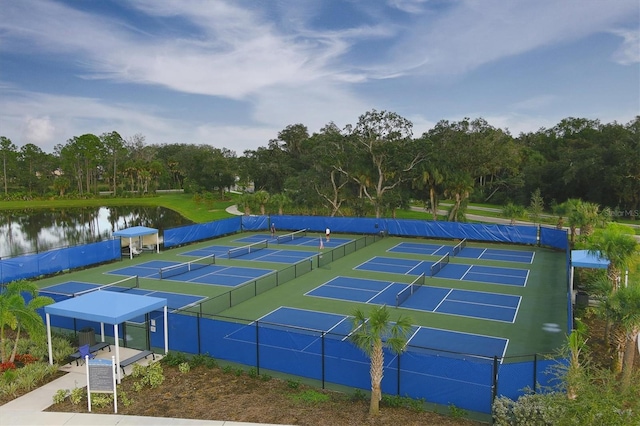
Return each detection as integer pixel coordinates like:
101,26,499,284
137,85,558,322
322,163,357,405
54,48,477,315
321,332,325,389
533,353,537,393
397,353,401,396
256,320,260,375
492,356,498,402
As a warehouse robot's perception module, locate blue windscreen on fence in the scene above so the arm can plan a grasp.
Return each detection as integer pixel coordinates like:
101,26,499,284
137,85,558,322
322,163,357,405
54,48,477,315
257,325,324,379
166,312,199,353
241,215,269,231
269,215,383,235
400,350,494,413
0,239,120,284
325,336,400,394
540,226,568,250
264,216,539,245
386,219,538,245
497,357,565,401
69,240,120,268
323,336,372,390
199,317,258,366
163,217,241,248
39,249,71,275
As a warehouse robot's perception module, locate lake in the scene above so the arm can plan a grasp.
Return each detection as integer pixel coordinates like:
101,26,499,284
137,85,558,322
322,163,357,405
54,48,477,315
0,206,193,258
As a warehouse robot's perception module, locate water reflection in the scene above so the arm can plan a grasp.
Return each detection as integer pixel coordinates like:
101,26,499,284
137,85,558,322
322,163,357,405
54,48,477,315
0,206,193,258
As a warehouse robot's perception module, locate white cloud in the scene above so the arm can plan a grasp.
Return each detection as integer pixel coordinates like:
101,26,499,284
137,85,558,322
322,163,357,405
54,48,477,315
610,28,640,65
373,0,639,78
22,116,55,145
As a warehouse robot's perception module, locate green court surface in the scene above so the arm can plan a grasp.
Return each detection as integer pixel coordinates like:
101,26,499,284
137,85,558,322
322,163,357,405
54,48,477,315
37,232,567,358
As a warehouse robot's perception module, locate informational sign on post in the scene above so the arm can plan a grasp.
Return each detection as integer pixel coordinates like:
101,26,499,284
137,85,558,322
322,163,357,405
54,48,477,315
86,356,117,413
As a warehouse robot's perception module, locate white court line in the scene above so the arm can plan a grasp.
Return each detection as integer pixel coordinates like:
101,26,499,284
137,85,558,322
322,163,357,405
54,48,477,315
433,288,454,311
459,265,474,281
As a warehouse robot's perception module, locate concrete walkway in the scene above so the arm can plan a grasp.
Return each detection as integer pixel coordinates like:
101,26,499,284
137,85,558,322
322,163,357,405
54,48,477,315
1,348,285,426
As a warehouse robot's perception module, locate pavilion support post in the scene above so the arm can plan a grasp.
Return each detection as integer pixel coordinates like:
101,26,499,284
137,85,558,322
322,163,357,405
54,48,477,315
46,313,53,365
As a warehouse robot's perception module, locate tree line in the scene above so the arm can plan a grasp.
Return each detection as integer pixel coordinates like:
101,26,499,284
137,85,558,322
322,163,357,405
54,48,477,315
1,111,638,220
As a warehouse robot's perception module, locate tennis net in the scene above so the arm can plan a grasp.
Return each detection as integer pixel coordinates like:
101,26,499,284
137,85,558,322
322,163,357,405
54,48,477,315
74,275,140,297
228,239,268,259
276,229,307,244
430,252,450,277
159,254,216,279
452,238,467,256
395,273,426,307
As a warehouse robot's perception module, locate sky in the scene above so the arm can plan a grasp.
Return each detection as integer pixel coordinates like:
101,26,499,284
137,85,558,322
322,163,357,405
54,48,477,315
0,0,638,156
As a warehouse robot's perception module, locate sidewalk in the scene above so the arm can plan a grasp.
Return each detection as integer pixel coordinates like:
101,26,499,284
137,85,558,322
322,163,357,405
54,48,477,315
1,348,285,426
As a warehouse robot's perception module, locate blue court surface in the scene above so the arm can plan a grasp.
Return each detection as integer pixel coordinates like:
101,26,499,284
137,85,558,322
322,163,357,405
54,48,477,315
387,241,453,257
40,281,205,311
457,247,535,264
182,244,315,264
355,256,529,287
107,260,275,287
306,276,521,322
235,233,353,249
225,307,508,360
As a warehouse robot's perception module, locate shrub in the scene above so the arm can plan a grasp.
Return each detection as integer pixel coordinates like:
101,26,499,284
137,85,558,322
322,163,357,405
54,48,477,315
69,387,85,405
351,389,367,401
52,389,69,404
119,391,133,407
259,373,272,382
90,393,113,408
131,362,164,391
189,353,217,369
160,351,188,367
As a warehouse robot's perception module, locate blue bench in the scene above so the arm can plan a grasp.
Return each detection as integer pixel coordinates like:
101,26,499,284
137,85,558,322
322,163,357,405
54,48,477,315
69,342,111,366
119,350,155,374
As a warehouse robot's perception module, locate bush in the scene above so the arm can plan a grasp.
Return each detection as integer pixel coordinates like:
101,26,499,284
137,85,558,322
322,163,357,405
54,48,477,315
131,362,164,391
160,351,188,367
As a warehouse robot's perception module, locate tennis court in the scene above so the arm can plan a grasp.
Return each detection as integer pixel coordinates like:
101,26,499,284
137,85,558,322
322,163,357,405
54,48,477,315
107,260,275,287
305,276,521,322
235,232,353,249
40,280,205,311
456,247,535,264
355,256,529,286
225,307,508,360
387,241,454,257
181,241,316,264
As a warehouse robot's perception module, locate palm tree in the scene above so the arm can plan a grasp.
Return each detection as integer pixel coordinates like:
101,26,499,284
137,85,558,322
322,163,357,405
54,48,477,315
576,201,602,238
0,280,54,363
349,305,413,415
563,198,583,244
253,190,270,215
412,167,444,221
269,193,291,215
237,193,254,216
501,202,527,225
444,173,474,222
552,201,570,230
604,283,640,390
565,320,588,400
586,223,639,291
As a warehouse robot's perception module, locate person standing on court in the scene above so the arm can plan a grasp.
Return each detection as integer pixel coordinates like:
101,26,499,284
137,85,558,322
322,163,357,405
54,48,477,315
325,227,331,242
271,222,276,238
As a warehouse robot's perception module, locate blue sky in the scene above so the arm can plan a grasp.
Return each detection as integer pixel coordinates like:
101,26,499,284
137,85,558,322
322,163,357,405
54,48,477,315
1,0,638,155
